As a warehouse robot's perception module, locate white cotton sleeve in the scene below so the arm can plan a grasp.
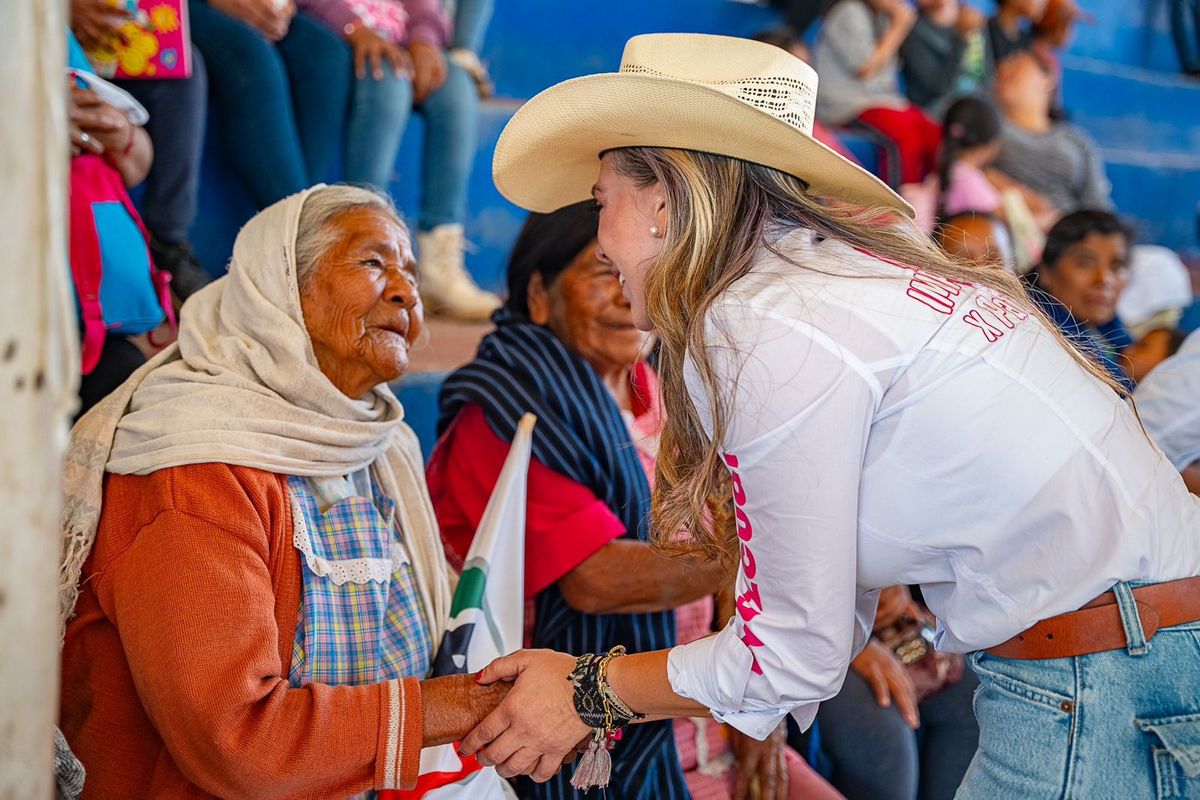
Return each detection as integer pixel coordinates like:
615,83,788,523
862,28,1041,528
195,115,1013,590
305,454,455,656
666,304,880,739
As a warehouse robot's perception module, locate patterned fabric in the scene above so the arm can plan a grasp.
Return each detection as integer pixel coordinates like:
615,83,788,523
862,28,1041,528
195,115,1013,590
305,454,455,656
346,0,409,43
287,472,433,689
439,312,686,800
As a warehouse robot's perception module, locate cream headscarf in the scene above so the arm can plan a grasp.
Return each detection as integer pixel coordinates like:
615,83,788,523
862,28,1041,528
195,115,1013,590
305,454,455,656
59,185,451,643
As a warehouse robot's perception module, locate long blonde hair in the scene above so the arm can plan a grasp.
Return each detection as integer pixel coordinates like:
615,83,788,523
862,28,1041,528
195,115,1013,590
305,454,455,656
606,147,1126,563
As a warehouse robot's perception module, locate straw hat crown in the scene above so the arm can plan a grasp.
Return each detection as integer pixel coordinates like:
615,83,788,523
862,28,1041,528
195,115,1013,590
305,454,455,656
617,32,820,138
493,33,912,217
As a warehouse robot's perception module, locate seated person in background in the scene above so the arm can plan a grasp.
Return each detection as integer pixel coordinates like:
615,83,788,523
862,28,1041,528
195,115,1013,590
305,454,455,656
60,186,506,797
906,95,1001,231
986,0,1043,65
306,0,500,320
1116,243,1196,341
1125,327,1189,384
1026,209,1134,388
69,0,212,301
1031,0,1085,74
67,33,158,418
754,30,862,164
1134,329,1200,493
188,0,350,210
815,0,942,186
936,211,1016,271
990,51,1112,215
428,201,844,800
815,586,979,800
900,0,988,116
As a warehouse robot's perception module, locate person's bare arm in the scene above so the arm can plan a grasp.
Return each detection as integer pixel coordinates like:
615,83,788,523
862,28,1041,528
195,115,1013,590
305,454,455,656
557,539,727,615
1182,462,1200,495
857,0,916,78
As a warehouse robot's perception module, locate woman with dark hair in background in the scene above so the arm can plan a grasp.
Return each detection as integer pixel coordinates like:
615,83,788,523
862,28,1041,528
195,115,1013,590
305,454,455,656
1028,209,1134,387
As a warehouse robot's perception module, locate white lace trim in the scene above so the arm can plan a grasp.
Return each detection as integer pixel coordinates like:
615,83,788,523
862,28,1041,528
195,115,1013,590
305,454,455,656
289,491,411,586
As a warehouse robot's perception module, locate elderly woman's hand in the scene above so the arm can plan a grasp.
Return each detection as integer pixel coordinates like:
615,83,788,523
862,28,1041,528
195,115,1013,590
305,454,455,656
420,674,513,746
459,649,591,782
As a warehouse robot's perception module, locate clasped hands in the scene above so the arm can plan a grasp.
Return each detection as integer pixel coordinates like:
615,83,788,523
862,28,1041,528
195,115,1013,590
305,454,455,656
456,649,790,798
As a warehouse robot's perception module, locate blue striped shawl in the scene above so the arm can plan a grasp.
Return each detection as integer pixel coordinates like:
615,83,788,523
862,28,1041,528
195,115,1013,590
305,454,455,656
438,312,686,799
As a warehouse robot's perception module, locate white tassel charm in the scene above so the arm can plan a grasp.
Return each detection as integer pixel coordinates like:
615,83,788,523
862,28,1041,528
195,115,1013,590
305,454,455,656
570,730,613,791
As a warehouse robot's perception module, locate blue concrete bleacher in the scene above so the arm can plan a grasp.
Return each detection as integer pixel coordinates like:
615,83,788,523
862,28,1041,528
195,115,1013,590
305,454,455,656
183,0,1200,456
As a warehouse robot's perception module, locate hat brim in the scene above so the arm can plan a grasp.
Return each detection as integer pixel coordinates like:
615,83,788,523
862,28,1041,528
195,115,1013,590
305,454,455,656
493,72,914,218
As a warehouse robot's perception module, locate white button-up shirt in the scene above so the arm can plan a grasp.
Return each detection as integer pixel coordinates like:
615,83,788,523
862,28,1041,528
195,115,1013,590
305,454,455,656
666,229,1200,739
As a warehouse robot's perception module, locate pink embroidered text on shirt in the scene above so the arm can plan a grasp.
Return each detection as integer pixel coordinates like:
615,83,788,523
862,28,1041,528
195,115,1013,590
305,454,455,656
852,247,1032,343
725,452,764,675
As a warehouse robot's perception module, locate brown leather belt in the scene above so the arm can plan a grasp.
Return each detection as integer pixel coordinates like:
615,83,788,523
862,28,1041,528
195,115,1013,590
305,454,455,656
987,576,1200,660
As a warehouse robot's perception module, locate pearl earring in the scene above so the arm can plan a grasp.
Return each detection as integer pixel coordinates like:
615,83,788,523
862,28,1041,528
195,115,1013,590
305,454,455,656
650,225,662,238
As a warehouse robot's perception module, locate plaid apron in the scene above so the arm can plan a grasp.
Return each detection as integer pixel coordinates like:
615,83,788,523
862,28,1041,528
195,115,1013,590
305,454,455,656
286,469,433,689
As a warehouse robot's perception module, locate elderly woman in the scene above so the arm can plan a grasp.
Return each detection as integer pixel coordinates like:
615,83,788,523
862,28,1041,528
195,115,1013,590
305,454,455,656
426,201,843,800
1028,209,1134,387
58,185,507,798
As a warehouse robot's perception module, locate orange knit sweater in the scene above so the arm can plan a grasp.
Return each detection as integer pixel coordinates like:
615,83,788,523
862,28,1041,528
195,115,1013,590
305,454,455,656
60,463,424,799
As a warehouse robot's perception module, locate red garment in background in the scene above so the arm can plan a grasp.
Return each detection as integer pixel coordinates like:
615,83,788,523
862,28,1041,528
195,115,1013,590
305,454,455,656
856,106,943,185
428,404,626,600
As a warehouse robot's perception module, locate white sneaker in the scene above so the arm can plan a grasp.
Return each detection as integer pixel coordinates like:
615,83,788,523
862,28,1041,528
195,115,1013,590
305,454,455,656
417,224,501,321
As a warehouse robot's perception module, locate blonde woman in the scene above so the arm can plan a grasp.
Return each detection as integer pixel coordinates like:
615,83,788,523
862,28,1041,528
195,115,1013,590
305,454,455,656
457,33,1200,799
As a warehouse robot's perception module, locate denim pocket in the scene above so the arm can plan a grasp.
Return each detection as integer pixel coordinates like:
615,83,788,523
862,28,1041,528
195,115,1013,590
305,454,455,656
960,653,1074,797
969,652,1075,712
1137,713,1200,798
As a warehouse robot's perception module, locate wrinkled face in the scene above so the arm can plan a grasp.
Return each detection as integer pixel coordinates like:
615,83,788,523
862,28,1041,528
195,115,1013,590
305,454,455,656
529,241,648,376
592,154,668,331
995,53,1053,112
1039,231,1129,327
300,207,423,398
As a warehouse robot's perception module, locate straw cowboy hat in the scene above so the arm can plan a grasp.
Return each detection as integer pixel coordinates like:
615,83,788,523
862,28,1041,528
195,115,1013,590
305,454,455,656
493,32,913,217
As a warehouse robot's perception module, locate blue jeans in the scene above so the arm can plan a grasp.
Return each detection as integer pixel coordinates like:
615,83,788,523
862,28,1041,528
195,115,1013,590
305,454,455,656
817,665,980,800
343,59,477,230
116,49,207,243
958,581,1200,799
189,3,350,208
451,0,493,52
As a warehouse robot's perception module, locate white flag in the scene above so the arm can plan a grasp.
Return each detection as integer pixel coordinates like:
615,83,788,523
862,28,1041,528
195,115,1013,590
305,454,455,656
406,413,535,799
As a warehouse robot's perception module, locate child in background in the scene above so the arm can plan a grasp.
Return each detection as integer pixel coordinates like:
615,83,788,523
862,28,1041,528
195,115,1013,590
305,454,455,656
934,96,1003,222
903,96,1001,231
815,0,942,186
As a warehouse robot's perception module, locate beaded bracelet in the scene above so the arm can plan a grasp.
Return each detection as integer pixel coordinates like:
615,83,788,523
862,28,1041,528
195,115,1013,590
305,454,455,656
566,645,645,790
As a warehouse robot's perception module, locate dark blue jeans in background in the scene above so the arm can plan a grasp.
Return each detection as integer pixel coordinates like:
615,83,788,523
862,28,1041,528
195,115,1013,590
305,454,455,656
188,2,350,208
116,50,208,244
816,665,980,800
